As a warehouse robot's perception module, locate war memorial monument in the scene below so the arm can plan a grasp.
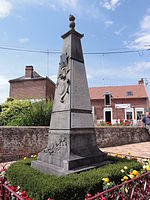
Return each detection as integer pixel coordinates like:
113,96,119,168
31,15,107,175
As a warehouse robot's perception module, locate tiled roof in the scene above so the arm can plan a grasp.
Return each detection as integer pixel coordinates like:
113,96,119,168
9,71,44,82
89,84,147,99
9,71,55,85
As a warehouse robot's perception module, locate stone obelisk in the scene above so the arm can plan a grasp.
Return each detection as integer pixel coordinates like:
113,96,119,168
32,15,107,175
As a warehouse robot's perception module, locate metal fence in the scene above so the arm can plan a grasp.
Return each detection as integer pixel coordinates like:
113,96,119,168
0,164,150,200
86,171,150,200
0,179,24,200
1,172,150,200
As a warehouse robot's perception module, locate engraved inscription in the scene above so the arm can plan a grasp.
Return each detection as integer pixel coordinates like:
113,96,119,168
44,138,67,155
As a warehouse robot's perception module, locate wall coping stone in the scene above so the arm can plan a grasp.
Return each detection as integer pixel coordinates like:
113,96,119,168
0,126,145,129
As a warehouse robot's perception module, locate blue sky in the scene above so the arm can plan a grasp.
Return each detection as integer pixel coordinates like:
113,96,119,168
0,0,150,103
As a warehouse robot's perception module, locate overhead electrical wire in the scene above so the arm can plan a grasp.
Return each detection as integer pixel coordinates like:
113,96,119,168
0,45,149,55
0,46,60,54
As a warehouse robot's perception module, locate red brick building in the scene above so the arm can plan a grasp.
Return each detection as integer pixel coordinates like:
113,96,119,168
9,66,55,100
89,79,148,125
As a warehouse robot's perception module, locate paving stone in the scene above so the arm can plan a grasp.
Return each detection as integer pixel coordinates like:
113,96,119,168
101,141,150,158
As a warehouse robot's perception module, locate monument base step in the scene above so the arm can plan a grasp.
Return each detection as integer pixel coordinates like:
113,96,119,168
31,159,112,176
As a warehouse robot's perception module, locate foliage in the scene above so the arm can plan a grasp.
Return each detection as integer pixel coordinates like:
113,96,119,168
96,120,131,127
6,156,142,200
99,159,150,200
0,98,53,126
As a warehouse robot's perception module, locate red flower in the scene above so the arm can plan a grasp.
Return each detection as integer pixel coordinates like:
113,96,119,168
47,198,53,200
22,191,26,197
10,186,16,191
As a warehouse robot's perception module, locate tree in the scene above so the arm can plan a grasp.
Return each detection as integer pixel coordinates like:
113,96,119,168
0,98,53,126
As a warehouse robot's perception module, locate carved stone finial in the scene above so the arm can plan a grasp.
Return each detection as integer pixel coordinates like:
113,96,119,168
69,14,75,30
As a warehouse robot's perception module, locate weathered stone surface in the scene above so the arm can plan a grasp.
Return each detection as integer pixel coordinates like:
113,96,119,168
50,111,70,130
31,15,107,175
0,126,48,162
0,127,150,162
96,126,150,147
71,60,91,111
31,159,110,176
71,113,94,128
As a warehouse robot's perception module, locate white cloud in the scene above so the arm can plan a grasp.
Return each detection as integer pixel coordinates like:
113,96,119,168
34,0,79,12
90,61,150,84
18,37,29,44
114,26,126,35
19,0,101,19
47,0,100,19
104,20,114,27
0,75,9,103
49,74,57,83
126,62,150,74
49,3,56,10
6,0,104,20
87,74,92,80
0,0,12,19
58,0,78,10
0,75,8,86
125,13,150,49
101,0,120,11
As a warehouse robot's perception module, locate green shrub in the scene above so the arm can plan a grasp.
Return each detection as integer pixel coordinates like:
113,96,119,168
0,98,53,126
6,157,142,200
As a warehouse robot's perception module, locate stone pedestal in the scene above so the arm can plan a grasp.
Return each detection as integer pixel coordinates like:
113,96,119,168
31,15,107,175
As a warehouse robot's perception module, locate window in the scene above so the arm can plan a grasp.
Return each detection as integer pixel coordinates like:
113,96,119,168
125,108,134,121
136,111,143,120
126,91,133,96
135,108,144,121
104,93,111,106
126,112,133,120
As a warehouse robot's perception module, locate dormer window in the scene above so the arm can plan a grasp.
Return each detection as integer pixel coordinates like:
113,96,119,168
126,91,133,96
104,92,111,106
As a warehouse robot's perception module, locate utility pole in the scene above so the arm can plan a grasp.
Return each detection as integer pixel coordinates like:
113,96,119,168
46,48,50,77
101,54,104,84
143,77,149,111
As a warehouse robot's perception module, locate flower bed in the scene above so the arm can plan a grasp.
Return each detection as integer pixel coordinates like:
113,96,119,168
85,157,150,199
96,120,132,127
85,171,150,199
0,159,33,199
4,156,142,200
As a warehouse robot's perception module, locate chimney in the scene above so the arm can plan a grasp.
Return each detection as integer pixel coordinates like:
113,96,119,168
138,78,144,85
25,66,33,78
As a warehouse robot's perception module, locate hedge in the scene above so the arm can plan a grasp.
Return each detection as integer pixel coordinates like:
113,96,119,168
6,157,142,200
0,98,53,126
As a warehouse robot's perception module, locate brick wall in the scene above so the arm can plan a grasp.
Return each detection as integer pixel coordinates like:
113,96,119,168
0,126,150,162
46,79,55,100
10,79,46,99
91,98,147,121
9,78,55,100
